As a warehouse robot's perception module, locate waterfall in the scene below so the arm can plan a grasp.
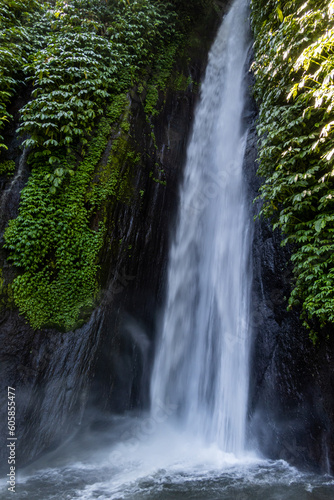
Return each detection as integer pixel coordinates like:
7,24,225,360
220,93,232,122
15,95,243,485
150,0,252,455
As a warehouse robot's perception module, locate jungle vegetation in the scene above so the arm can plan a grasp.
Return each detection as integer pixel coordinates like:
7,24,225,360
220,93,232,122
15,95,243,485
251,0,334,340
2,0,334,340
0,0,216,330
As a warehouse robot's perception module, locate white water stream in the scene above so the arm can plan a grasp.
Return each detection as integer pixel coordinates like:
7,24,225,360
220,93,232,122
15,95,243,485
151,0,252,455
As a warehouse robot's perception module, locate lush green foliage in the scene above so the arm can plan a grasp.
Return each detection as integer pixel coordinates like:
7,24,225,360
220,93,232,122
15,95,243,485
162,0,217,22
18,0,178,152
0,268,14,312
251,0,334,338
4,96,131,330
1,0,205,330
0,160,15,175
0,0,41,150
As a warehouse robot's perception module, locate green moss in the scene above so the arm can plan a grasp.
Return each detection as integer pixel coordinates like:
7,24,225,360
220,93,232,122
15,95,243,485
86,124,139,212
173,72,192,92
3,94,131,331
143,41,181,117
0,268,14,311
149,167,167,186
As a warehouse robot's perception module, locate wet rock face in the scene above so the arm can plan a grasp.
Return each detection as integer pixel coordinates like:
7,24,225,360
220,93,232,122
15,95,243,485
0,310,104,468
0,308,104,470
0,10,222,470
84,11,223,417
244,50,334,474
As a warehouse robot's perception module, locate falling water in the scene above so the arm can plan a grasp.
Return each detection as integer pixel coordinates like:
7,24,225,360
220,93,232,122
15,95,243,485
151,0,252,455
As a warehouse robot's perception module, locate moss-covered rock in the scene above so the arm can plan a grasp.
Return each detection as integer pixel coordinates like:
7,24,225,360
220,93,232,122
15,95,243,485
0,0,222,330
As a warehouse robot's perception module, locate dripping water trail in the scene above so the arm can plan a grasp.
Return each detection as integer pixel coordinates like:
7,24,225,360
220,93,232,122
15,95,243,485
0,147,28,218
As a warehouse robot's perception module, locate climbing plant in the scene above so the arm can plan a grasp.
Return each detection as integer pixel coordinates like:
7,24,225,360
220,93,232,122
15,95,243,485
251,0,334,339
1,0,198,330
0,0,42,150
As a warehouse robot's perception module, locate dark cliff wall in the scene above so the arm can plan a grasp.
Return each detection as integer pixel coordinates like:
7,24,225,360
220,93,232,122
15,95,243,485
0,7,223,471
244,50,334,475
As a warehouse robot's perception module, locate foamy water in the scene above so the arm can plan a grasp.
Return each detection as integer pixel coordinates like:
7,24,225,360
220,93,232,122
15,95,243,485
1,420,333,499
